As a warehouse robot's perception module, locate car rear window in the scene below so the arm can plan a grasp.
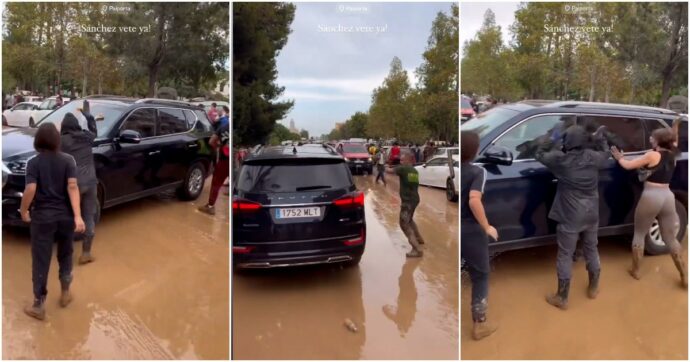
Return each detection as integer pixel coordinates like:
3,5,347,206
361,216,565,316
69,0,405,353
237,160,353,193
461,97,471,108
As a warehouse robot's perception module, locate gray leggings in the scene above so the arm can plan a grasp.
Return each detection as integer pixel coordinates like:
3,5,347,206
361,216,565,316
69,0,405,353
632,184,681,253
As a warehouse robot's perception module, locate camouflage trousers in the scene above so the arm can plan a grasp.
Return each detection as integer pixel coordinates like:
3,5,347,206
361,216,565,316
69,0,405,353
400,201,425,251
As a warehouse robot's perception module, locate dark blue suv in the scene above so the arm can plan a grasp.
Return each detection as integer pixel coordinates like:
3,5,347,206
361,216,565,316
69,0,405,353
232,144,366,269
462,101,688,255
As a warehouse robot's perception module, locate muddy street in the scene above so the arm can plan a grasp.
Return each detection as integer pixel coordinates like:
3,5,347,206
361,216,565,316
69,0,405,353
461,237,688,359
2,180,229,360
232,174,459,360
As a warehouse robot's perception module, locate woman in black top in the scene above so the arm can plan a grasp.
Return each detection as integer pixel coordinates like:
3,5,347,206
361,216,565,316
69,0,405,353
20,123,85,320
612,125,686,287
460,131,498,340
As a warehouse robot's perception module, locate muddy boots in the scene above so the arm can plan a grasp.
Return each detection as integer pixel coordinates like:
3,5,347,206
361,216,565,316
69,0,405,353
546,278,570,310
471,302,497,340
24,296,46,320
670,252,688,288
59,279,73,308
629,245,644,280
587,270,600,299
79,237,95,265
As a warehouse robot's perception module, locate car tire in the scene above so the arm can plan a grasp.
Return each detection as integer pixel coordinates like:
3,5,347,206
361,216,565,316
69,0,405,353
28,118,35,127
344,254,362,267
644,199,688,255
446,178,458,202
178,162,206,201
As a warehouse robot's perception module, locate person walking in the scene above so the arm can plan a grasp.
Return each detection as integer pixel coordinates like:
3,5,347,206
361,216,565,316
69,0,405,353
535,125,610,309
374,147,387,186
460,131,499,340
611,126,687,287
198,117,230,216
395,151,425,257
20,123,86,320
61,103,98,264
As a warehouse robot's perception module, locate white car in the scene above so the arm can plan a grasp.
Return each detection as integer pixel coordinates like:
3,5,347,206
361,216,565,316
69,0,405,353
433,147,459,157
415,155,460,202
28,96,71,127
2,102,41,127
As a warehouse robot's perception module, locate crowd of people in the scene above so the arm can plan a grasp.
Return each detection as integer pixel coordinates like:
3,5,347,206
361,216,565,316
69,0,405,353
20,100,229,320
459,119,687,341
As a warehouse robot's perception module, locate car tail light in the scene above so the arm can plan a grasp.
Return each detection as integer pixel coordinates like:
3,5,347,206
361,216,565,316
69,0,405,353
232,198,261,212
344,228,365,246
232,246,255,254
333,191,364,207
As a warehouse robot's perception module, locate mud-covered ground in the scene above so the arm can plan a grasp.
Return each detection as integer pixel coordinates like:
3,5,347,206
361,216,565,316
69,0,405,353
461,236,688,359
232,175,459,360
3,180,229,359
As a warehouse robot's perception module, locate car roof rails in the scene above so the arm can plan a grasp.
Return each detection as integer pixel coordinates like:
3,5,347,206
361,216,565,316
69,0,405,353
549,101,677,115
134,98,195,107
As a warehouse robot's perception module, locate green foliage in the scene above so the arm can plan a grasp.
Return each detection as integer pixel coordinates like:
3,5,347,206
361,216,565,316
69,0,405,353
233,2,295,146
2,2,229,98
268,123,300,145
461,3,688,106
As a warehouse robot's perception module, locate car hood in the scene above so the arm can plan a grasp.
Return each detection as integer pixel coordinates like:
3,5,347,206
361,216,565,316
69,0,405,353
2,127,37,160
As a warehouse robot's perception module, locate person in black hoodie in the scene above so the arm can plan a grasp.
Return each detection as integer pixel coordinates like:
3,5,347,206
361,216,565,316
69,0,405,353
61,102,98,264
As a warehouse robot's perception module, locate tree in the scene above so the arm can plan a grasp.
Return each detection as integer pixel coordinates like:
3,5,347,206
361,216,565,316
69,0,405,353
233,2,295,146
268,123,300,145
299,129,309,139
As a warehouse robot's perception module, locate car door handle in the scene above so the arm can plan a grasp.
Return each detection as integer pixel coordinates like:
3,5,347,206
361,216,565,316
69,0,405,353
148,150,161,156
187,143,198,148
552,178,558,183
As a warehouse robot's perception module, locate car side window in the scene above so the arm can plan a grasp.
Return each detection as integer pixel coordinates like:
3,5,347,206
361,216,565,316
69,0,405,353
193,110,212,132
183,110,197,129
643,119,667,150
427,158,447,166
579,116,644,153
493,115,574,160
158,108,189,136
122,108,156,138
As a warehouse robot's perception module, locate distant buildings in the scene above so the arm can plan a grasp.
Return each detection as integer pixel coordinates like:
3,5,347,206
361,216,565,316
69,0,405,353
288,119,299,133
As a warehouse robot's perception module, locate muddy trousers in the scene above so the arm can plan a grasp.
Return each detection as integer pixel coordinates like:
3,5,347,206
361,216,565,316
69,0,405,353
376,164,386,184
556,221,600,280
400,202,424,251
461,220,490,322
80,184,98,253
631,185,681,253
208,158,229,206
30,220,74,300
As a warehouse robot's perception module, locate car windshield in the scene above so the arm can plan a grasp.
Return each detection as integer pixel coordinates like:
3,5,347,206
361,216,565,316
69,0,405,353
461,106,519,139
461,97,471,108
341,144,367,153
35,100,128,138
237,161,352,193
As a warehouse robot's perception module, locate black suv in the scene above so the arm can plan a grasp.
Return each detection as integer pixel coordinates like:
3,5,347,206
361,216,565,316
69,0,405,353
232,144,366,269
2,97,215,225
461,101,687,255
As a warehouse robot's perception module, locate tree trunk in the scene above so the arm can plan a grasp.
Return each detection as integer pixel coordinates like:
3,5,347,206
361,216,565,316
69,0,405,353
147,4,168,97
148,66,159,97
658,3,685,107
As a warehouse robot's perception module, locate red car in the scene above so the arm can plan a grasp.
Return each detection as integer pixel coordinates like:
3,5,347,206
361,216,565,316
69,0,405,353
461,96,476,123
336,142,373,174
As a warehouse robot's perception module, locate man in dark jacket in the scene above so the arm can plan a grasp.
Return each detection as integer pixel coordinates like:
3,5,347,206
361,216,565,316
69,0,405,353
60,102,98,264
535,125,610,309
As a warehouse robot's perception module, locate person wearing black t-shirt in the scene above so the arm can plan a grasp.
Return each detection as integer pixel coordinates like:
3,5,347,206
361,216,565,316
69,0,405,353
20,123,86,320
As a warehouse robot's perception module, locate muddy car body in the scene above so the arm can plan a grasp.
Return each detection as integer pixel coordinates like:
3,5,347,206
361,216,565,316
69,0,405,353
232,144,366,269
462,101,688,255
2,97,214,226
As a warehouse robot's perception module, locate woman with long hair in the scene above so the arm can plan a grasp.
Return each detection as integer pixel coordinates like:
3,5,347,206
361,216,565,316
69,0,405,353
611,125,687,287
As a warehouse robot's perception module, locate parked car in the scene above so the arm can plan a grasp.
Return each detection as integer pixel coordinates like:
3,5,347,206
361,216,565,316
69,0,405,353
232,144,366,269
2,101,41,127
461,101,688,255
416,154,459,202
28,96,72,127
336,142,373,174
2,97,214,226
461,95,476,123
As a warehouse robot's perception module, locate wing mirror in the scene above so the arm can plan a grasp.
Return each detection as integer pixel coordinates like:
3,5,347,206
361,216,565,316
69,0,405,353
477,145,514,166
118,129,142,144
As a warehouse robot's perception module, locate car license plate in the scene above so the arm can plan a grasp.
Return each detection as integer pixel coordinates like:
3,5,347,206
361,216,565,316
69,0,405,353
355,160,364,164
275,207,320,219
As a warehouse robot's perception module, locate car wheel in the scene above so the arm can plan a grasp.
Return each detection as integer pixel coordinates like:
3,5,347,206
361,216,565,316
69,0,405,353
344,254,362,267
178,162,206,201
446,178,458,202
28,118,35,127
644,199,688,255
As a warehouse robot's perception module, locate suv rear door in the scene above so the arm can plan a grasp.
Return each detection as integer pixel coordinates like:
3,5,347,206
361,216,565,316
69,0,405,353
156,107,194,184
234,158,363,252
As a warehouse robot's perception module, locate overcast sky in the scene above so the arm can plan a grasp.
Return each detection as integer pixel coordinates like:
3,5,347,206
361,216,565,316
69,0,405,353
275,2,454,137
460,2,519,57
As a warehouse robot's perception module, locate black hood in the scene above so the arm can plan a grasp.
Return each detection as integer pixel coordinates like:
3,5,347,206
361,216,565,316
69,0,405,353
562,125,589,151
60,112,81,135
